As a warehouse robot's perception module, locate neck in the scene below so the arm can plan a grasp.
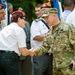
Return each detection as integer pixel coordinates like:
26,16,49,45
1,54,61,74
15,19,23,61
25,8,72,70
52,19,60,27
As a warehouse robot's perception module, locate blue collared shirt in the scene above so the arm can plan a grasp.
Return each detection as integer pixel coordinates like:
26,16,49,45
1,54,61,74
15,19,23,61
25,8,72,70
62,10,72,22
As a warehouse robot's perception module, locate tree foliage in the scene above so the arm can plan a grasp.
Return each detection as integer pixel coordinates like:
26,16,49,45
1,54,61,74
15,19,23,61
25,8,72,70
7,0,48,24
8,0,63,24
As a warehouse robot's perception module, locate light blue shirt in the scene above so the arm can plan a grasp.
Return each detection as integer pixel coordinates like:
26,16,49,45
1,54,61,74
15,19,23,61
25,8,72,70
66,9,75,26
62,10,72,22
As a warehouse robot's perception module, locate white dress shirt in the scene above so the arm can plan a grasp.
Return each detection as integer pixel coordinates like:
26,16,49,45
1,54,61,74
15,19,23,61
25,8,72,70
31,18,49,48
0,22,26,56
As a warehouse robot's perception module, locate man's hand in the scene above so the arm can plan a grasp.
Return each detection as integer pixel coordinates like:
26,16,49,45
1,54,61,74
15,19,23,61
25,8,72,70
71,60,75,70
28,48,35,56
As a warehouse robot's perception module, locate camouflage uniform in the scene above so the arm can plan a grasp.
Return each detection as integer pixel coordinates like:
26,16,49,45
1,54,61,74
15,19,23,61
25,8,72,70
35,21,75,75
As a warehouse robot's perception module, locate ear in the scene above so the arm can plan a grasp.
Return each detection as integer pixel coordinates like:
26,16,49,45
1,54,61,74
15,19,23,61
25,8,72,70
18,17,21,22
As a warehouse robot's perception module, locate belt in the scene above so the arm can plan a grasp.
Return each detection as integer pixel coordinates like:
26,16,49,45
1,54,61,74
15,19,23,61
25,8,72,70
0,50,17,55
45,53,49,55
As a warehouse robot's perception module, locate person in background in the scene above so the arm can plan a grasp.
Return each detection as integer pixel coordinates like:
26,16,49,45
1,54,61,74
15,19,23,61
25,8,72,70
31,3,53,75
62,0,74,22
66,1,75,26
0,4,6,31
34,8,75,75
34,4,42,18
0,11,34,75
18,7,31,75
0,3,6,75
7,3,13,24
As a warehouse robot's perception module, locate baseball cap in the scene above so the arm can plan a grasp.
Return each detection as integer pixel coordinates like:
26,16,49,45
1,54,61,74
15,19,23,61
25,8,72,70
42,8,58,17
12,11,24,17
40,2,51,8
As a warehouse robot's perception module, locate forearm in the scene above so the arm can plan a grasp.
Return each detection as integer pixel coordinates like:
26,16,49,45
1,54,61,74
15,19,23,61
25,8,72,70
19,47,30,56
33,35,44,41
34,45,50,56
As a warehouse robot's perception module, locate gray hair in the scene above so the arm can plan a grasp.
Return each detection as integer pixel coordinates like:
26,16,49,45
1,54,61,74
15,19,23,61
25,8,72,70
7,3,13,10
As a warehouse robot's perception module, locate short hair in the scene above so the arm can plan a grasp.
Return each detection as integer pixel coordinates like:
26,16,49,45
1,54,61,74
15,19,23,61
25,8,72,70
7,3,13,10
63,0,74,7
11,11,24,22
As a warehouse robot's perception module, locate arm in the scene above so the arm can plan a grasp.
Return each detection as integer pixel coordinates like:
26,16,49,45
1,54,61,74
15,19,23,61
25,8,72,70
69,25,75,70
31,20,45,41
34,32,51,56
33,35,44,41
19,47,34,56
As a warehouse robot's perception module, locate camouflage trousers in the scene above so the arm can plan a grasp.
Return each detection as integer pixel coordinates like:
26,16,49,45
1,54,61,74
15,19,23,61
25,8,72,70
53,67,75,75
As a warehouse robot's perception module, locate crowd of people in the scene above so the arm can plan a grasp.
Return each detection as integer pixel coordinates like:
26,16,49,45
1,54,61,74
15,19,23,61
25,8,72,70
0,0,75,75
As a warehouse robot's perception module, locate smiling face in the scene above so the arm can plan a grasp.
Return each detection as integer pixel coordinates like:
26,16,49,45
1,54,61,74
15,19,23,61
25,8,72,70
35,7,41,18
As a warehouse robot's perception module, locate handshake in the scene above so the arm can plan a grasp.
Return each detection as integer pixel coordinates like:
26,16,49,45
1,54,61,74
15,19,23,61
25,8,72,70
28,48,35,56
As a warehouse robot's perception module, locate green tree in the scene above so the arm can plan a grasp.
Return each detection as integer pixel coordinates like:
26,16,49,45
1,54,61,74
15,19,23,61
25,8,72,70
8,0,63,24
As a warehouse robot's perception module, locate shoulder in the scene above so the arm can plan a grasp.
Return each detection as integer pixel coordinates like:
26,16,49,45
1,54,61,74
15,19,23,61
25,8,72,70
60,22,70,30
31,19,42,26
60,22,75,32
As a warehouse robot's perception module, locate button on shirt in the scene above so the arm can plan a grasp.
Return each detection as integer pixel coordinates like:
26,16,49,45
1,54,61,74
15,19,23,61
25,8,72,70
31,18,49,48
0,22,26,56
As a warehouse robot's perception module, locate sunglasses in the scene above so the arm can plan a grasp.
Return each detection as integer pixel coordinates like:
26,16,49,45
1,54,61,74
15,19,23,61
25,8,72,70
22,17,26,20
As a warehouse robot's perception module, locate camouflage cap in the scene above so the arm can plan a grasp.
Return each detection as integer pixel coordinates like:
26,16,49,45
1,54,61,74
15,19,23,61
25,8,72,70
42,8,58,17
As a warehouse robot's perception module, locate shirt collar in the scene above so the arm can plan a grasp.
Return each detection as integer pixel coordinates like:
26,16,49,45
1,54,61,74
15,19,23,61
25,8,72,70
10,22,19,27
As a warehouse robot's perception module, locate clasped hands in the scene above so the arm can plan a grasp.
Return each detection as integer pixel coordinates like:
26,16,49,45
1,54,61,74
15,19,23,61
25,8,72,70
29,48,35,56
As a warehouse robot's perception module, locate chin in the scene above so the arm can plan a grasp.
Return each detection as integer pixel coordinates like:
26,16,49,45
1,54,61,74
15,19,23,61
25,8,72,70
22,25,25,28
2,17,5,20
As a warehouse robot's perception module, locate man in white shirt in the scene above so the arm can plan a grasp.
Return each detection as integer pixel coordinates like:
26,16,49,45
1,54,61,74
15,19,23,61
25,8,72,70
0,11,34,75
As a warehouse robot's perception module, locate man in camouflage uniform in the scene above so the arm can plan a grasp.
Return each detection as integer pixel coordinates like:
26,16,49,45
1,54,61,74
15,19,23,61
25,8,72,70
34,8,75,75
